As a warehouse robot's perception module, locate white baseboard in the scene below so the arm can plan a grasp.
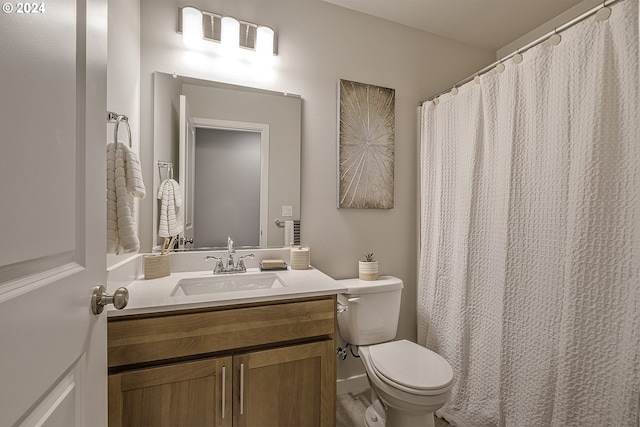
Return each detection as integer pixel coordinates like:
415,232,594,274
336,374,369,395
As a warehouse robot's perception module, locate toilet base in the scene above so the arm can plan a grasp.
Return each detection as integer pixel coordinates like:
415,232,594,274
364,405,385,427
385,407,436,427
364,404,436,427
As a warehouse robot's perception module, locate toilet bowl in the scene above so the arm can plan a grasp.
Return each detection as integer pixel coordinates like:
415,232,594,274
337,277,453,427
359,341,453,427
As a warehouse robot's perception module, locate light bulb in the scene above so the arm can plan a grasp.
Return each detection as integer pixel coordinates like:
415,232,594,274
256,26,274,56
221,16,240,49
181,7,203,48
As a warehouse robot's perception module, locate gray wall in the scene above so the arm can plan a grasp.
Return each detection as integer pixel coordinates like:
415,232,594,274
121,0,495,382
107,0,141,267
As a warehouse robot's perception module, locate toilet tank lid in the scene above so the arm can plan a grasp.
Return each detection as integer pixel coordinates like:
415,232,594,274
337,276,403,294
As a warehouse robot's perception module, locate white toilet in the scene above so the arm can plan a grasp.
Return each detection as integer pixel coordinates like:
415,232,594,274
337,276,453,427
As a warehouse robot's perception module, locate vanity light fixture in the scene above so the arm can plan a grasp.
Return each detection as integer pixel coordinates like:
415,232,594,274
178,7,277,56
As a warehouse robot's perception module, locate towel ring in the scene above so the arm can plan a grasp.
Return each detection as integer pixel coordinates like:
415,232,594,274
114,115,132,148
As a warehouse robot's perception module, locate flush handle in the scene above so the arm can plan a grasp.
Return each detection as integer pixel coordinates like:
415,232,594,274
91,285,128,315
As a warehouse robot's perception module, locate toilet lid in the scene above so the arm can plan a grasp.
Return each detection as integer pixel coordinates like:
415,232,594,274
368,340,453,391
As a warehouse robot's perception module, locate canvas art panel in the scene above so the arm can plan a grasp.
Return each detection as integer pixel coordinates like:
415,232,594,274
338,79,395,209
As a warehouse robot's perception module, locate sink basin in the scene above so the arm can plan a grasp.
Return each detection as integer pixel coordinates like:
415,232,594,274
170,273,287,296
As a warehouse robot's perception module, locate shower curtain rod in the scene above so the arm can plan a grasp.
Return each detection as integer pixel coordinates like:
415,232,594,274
421,0,623,105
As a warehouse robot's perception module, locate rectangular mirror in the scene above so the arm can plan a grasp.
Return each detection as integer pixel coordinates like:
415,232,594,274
153,72,301,250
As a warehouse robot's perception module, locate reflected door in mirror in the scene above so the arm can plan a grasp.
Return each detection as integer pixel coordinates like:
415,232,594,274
194,128,261,247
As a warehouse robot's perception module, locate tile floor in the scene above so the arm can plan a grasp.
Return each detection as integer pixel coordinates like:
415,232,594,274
336,388,453,427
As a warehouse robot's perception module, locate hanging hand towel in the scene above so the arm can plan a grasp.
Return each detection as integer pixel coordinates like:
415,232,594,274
106,143,118,253
124,145,145,199
157,178,184,238
106,142,146,254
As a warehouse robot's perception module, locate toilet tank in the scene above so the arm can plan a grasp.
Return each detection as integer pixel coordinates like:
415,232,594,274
336,276,403,345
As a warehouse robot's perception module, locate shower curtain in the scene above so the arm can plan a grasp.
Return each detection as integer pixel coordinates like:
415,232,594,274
417,1,639,426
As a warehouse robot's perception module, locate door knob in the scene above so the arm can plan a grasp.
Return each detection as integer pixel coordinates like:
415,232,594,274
91,285,129,315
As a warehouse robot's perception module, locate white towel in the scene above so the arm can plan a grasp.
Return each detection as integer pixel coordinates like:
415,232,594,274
106,142,146,254
125,147,145,199
157,178,184,238
106,143,118,253
284,220,294,246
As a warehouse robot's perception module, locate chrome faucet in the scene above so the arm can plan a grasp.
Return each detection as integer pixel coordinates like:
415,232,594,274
205,236,255,274
227,236,235,269
205,256,225,274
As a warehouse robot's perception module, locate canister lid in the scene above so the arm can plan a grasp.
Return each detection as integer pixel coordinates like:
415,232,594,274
337,276,403,294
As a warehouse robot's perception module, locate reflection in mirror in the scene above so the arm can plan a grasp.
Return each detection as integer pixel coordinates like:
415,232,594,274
152,72,301,251
193,123,266,248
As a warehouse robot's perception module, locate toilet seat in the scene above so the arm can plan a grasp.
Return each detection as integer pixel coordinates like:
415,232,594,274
367,340,453,395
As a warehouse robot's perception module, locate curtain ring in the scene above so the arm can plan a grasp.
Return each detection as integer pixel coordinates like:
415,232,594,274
595,2,611,21
512,49,523,64
547,28,562,46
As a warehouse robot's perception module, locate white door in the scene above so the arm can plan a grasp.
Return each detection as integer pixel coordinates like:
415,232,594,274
0,0,108,426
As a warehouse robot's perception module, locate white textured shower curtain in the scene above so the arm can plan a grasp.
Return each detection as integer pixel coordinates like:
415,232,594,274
418,1,639,426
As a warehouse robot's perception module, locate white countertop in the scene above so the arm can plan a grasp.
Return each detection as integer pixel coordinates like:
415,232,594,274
108,267,346,317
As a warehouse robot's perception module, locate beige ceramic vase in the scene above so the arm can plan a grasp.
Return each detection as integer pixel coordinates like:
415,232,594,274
359,260,379,281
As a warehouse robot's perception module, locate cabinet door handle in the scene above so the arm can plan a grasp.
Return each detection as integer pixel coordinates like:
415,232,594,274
221,365,226,419
240,363,245,415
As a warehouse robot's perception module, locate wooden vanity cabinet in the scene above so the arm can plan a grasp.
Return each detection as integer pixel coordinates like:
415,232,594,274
234,340,334,427
108,356,233,427
107,296,337,427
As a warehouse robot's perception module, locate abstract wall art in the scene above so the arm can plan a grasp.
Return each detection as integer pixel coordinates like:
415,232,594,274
338,79,395,209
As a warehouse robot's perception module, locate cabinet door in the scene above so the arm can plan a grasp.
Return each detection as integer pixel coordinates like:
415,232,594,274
234,340,336,427
109,356,233,427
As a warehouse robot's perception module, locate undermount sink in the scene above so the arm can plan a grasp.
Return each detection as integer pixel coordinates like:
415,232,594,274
170,272,287,296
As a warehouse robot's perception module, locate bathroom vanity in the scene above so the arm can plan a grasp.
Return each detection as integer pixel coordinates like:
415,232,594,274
106,266,343,427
